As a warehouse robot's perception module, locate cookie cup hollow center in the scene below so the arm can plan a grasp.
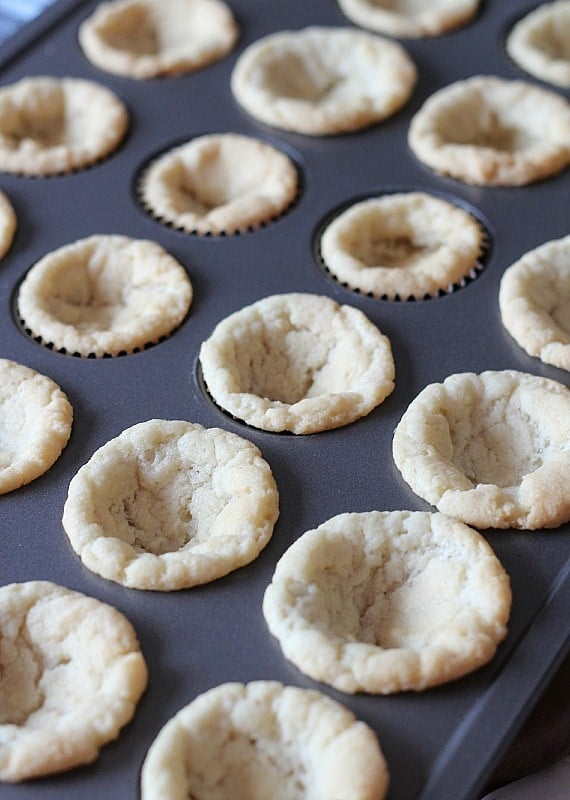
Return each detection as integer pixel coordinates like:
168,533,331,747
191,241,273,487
156,138,290,214
0,82,66,149
94,5,161,57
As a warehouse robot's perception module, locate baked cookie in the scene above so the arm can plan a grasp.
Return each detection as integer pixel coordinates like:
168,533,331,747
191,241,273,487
319,192,485,299
506,1,570,89
62,420,279,591
0,359,72,495
263,511,511,694
138,133,298,235
0,189,16,261
140,681,389,799
231,27,416,135
392,370,570,529
0,76,128,176
408,76,570,186
499,236,570,371
199,293,395,434
337,0,480,38
79,0,238,80
17,234,193,357
0,580,147,782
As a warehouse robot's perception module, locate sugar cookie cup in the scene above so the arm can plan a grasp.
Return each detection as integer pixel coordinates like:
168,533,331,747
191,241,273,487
263,511,511,694
499,236,570,371
319,192,485,299
0,359,72,495
138,134,299,235
506,1,570,89
231,27,416,135
0,581,147,782
408,76,570,186
336,0,480,39
0,189,16,261
393,370,570,529
141,681,390,800
62,420,279,591
199,293,395,434
0,76,128,176
17,234,193,357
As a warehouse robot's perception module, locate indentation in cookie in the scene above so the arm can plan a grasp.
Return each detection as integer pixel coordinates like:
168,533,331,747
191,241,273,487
506,1,570,88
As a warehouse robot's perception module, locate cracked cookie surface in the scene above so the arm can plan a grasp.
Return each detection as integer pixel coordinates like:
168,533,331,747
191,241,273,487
0,76,128,176
79,0,238,79
140,680,389,799
62,419,279,590
139,133,298,235
199,293,395,434
408,75,570,186
231,26,416,135
319,192,484,299
0,581,147,782
0,359,72,494
17,234,193,357
392,370,570,529
336,0,480,38
499,236,570,371
263,511,511,694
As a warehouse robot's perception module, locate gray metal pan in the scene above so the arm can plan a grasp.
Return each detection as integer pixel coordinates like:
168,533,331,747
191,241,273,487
0,1,568,799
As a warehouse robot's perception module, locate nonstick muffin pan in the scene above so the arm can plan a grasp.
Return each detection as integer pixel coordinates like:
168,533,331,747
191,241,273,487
0,1,569,798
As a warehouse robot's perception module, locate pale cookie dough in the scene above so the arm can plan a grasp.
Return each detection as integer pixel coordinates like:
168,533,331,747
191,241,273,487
139,133,298,235
230,27,417,136
319,192,485,299
0,189,16,261
506,1,570,89
140,681,389,800
0,359,72,495
79,0,238,80
0,76,128,176
17,234,193,357
62,420,279,591
199,293,395,434
337,0,480,38
392,370,570,530
408,75,570,186
263,511,511,694
0,580,147,782
499,237,570,371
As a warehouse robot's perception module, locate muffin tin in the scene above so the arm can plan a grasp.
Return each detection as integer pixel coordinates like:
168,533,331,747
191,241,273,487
0,1,568,799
